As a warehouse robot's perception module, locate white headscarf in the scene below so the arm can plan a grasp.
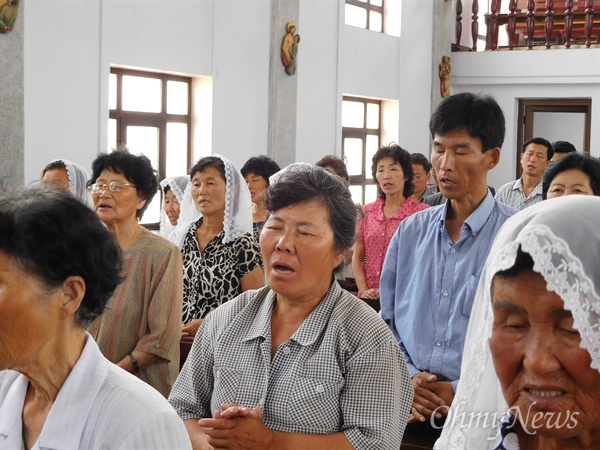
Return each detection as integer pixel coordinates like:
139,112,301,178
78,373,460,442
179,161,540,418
436,195,600,449
47,159,94,208
159,176,190,239
169,154,253,248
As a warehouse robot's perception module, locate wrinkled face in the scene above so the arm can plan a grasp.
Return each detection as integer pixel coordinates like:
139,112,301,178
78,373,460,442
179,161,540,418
546,169,594,199
489,269,600,440
42,168,70,191
191,166,227,217
376,157,407,198
431,130,497,201
92,169,145,227
163,189,181,226
0,252,59,371
244,172,269,204
260,199,344,303
412,163,429,197
521,143,550,178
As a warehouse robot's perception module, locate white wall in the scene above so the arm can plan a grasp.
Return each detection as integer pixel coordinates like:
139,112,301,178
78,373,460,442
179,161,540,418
451,48,600,190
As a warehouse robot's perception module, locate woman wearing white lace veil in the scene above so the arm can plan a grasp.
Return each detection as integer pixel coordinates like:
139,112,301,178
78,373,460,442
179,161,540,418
436,195,600,450
41,159,94,208
174,155,264,343
159,176,190,240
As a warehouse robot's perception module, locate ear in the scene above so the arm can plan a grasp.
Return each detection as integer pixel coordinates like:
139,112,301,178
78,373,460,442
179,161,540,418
59,276,86,318
334,249,348,270
136,194,147,211
488,147,500,170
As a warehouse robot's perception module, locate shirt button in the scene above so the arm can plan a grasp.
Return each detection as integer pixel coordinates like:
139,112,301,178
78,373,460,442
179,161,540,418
450,247,456,254
442,290,449,297
381,232,385,236
316,384,325,393
472,232,477,237
216,370,221,379
283,347,291,355
436,341,443,347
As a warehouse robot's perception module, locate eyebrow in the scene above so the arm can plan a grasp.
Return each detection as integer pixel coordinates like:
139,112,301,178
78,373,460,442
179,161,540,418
267,215,319,228
492,301,573,318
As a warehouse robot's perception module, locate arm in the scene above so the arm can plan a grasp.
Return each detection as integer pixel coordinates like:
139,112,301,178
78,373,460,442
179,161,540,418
351,240,369,296
116,350,159,373
184,419,211,450
240,266,264,291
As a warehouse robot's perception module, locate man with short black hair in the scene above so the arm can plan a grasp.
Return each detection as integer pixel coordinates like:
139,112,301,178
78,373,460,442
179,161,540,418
549,140,577,164
410,153,435,202
495,137,554,210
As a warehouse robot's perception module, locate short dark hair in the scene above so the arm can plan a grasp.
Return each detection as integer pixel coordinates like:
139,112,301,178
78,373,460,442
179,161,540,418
190,156,226,182
0,188,123,327
88,149,158,220
42,160,67,177
240,156,281,185
315,155,350,183
410,153,432,174
552,140,577,154
492,247,534,292
542,152,600,199
371,144,414,199
265,166,356,272
523,137,554,161
429,92,505,152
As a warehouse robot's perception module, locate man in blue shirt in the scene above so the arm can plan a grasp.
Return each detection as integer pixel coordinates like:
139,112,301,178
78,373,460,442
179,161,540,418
380,93,516,435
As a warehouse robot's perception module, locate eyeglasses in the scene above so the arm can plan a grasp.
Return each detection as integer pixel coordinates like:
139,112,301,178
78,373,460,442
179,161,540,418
88,182,137,194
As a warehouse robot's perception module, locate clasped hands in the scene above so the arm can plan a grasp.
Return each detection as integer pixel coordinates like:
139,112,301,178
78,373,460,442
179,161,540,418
409,371,454,424
198,403,273,450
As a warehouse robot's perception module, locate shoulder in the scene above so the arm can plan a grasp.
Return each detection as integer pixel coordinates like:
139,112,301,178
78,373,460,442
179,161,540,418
492,199,518,220
363,200,382,214
0,370,21,403
495,181,516,195
135,228,181,255
204,287,269,331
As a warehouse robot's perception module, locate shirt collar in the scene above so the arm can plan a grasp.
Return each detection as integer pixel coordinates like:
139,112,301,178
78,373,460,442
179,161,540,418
242,288,276,342
512,178,524,192
438,189,496,236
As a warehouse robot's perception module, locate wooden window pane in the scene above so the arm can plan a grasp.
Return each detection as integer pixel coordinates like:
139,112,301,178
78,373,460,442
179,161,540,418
109,73,117,110
108,119,117,152
371,0,383,7
345,4,367,29
344,138,364,176
166,122,188,177
122,76,161,113
167,81,188,115
366,103,380,129
342,100,365,128
349,185,364,205
365,135,379,179
369,11,383,32
365,184,378,203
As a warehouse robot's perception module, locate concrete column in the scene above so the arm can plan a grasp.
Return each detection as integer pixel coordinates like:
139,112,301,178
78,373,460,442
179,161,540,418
268,0,299,167
0,0,24,191
431,1,455,112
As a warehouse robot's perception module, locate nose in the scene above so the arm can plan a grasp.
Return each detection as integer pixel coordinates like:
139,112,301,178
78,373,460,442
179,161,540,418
523,330,561,375
275,231,295,254
438,151,454,172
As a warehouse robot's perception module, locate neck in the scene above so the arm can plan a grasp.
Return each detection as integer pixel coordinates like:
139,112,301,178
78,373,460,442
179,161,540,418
106,218,142,250
522,173,542,189
447,186,488,223
252,203,268,223
412,187,426,201
273,285,330,324
199,212,225,235
384,192,406,209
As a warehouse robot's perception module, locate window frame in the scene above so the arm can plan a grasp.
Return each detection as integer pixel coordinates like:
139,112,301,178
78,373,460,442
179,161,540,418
345,0,385,32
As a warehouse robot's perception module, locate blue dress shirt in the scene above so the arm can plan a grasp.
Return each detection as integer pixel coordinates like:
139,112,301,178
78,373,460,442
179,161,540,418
380,191,516,391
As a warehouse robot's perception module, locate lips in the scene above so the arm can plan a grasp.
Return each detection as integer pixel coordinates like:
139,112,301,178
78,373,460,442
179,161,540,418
272,261,294,274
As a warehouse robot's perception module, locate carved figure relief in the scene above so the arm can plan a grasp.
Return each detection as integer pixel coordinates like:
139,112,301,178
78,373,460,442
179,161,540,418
439,56,452,98
281,22,300,76
0,0,20,34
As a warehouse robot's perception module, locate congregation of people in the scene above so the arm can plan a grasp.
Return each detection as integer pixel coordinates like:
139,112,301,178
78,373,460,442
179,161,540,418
1,92,599,450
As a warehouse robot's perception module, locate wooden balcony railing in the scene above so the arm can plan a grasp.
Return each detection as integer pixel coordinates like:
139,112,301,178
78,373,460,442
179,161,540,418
453,0,600,51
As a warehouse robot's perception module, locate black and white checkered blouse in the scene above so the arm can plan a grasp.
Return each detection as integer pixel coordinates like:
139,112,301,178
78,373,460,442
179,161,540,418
169,282,413,449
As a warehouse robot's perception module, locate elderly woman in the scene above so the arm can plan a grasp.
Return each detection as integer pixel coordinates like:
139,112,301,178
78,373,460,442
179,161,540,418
40,159,94,207
171,155,264,342
542,152,600,199
160,175,190,239
0,188,190,449
436,196,600,449
240,155,281,242
352,144,429,299
87,149,183,397
169,166,413,450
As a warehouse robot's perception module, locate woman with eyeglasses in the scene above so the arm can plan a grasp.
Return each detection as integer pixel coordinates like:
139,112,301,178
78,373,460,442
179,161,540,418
87,149,184,397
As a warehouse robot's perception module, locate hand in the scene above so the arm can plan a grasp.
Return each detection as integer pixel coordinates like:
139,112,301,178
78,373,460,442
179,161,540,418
182,318,203,342
360,288,380,299
198,406,273,450
408,372,453,423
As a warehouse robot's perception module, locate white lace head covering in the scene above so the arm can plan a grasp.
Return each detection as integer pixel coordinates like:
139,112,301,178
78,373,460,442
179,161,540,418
45,159,94,208
169,154,253,248
436,195,600,449
159,176,190,239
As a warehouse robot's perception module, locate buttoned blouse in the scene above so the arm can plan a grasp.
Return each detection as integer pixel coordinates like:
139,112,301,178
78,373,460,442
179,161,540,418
356,197,429,289
169,282,413,450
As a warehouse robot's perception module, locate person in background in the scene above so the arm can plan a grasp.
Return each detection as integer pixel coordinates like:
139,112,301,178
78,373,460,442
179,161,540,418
495,137,554,210
87,149,183,398
353,144,429,300
0,188,191,449
160,176,190,240
543,151,600,199
380,93,516,438
315,154,350,184
41,159,94,208
549,139,577,164
436,196,600,450
169,166,412,450
240,155,281,243
171,155,264,343
410,153,435,202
